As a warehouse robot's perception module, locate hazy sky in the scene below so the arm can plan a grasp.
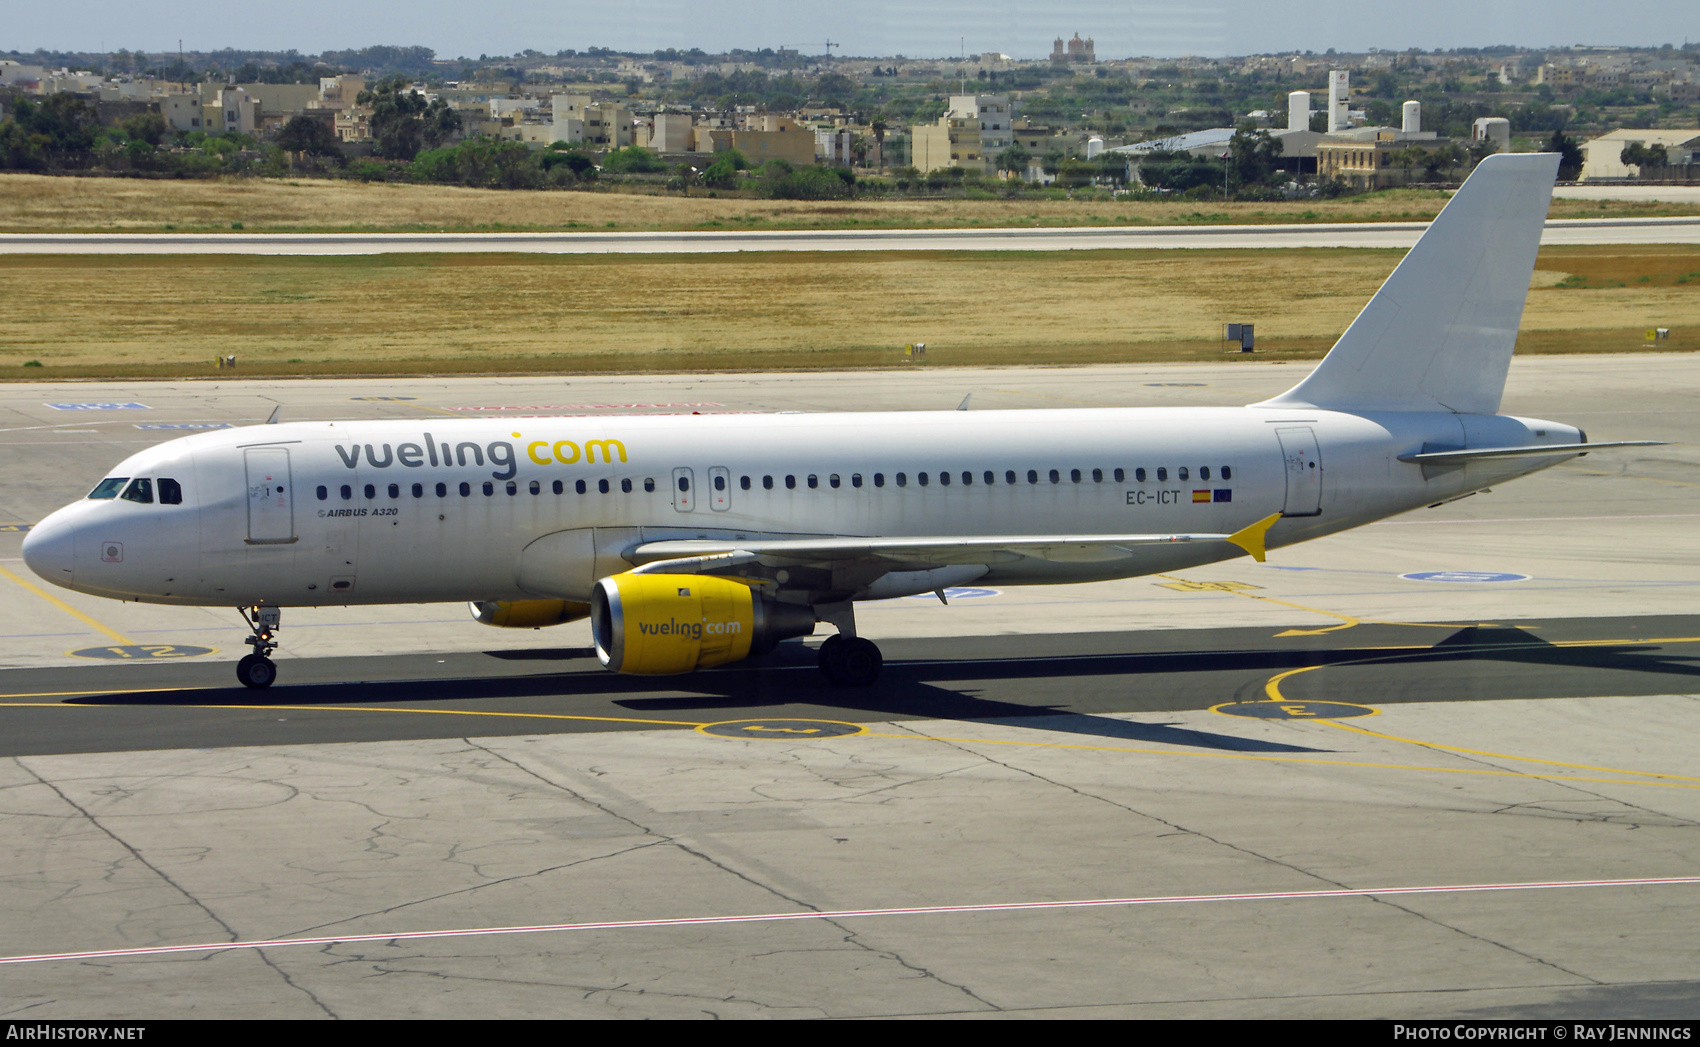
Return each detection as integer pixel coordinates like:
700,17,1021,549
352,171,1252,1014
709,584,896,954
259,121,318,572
9,1,1696,61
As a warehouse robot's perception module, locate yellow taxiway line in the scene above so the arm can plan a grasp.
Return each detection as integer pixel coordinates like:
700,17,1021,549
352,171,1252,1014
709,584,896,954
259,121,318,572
0,564,136,646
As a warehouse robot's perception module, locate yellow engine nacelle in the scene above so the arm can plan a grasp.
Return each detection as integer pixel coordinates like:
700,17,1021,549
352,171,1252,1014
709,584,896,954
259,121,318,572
470,599,591,628
590,573,815,675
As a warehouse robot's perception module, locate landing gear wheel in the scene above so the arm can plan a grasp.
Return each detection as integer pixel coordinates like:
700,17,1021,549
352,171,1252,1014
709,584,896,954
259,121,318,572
820,636,882,687
236,653,277,690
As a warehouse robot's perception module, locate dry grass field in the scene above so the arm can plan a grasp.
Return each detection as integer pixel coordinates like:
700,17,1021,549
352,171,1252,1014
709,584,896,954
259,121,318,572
0,245,1694,379
2,173,1693,234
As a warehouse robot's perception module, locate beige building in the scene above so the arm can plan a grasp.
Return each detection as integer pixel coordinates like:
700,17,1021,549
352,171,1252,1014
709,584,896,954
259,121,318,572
911,94,1014,175
1580,128,1700,180
1317,129,1450,188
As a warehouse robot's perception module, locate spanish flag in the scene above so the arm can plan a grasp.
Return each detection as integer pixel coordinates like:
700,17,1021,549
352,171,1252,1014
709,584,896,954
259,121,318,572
1192,489,1212,503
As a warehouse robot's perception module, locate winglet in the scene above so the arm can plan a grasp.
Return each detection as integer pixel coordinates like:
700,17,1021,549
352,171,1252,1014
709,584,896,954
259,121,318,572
1226,513,1281,563
265,405,281,424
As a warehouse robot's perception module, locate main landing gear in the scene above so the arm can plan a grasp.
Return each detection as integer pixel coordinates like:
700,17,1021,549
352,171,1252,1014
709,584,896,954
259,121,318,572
236,605,280,690
816,634,883,687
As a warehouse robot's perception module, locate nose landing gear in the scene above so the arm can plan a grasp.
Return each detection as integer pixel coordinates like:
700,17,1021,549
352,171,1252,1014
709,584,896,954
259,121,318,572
236,605,280,689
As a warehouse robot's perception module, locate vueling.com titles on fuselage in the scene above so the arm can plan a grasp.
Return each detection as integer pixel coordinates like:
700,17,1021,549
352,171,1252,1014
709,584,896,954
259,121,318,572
333,432,629,481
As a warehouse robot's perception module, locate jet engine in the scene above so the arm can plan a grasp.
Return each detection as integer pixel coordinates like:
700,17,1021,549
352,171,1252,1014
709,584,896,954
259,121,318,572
590,573,815,674
470,599,591,628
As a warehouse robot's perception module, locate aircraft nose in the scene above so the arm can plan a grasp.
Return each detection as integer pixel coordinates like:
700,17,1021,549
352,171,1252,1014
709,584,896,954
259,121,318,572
21,516,75,587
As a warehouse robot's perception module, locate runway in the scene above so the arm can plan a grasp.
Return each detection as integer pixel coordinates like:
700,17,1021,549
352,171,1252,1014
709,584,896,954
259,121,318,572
2,215,1698,254
1,361,1697,1018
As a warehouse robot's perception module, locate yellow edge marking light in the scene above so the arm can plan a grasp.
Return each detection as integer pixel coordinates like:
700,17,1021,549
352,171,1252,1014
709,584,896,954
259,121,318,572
1225,513,1281,563
0,564,136,646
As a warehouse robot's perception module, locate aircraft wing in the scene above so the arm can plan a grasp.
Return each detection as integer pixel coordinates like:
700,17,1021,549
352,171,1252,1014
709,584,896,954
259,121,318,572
627,513,1282,574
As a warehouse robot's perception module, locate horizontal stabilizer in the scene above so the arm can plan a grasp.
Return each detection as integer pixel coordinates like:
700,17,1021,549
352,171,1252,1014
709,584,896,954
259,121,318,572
1398,440,1664,464
1261,153,1560,415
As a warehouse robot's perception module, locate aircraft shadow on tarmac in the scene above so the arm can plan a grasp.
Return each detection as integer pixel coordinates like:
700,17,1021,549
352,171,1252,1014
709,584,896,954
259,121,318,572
58,623,1700,755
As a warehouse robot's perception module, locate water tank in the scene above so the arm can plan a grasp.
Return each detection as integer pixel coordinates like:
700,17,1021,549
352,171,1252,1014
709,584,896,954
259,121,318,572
1086,136,1104,159
1402,100,1420,134
1288,91,1310,132
1472,116,1511,152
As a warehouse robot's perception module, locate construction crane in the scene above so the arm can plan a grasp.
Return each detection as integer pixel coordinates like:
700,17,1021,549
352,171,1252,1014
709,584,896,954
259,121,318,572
824,40,840,57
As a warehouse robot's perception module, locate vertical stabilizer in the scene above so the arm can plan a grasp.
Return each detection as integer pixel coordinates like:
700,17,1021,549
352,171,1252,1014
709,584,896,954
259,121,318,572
1259,152,1559,415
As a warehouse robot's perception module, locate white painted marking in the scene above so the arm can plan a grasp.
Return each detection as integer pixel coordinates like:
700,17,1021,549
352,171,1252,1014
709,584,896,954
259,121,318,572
1,876,1694,967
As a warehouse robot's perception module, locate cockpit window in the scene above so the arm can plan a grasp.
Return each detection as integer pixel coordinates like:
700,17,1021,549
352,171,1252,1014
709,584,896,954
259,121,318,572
120,478,154,504
158,478,183,505
88,478,128,499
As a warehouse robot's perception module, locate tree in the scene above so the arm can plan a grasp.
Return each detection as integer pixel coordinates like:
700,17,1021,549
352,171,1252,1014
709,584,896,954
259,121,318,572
276,115,341,158
117,112,168,147
1547,130,1583,180
995,142,1031,174
600,146,669,173
1228,126,1282,188
1620,141,1663,175
358,78,460,161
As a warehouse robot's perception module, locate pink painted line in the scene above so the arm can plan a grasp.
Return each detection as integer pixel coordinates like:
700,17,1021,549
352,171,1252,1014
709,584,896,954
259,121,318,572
3,875,1697,967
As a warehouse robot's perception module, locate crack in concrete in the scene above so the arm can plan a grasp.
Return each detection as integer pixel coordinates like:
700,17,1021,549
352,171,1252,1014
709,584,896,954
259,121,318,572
12,757,341,1019
891,722,1604,987
465,738,1000,1013
281,838,669,939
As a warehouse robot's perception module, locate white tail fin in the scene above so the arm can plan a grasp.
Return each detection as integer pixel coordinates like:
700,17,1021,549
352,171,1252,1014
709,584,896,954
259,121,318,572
1260,152,1559,415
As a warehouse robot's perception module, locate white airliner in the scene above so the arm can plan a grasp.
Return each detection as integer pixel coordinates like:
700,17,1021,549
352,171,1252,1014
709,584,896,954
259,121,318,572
22,154,1657,689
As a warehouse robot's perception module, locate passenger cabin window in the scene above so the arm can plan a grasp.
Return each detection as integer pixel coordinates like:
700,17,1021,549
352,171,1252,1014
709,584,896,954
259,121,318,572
763,475,774,490
575,480,586,494
1222,466,1232,480
364,484,376,499
88,478,128,500
1070,469,1081,483
158,478,182,504
1005,470,1016,485
1114,468,1125,482
1134,468,1145,482
414,483,425,498
874,473,885,487
621,479,632,493
896,473,907,487
1092,468,1103,483
739,476,750,491
121,478,153,504
1027,470,1038,484
1200,467,1210,481
918,473,929,487
807,475,818,489
852,474,863,488
388,483,400,499
316,485,328,501
437,483,449,497
786,475,796,489
553,480,564,494
645,478,657,493
1049,469,1060,484
984,471,995,485
459,482,471,496
598,479,609,494
1178,467,1189,482
483,482,495,496
341,484,354,500
1156,468,1167,482
529,481,540,495
714,475,726,491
